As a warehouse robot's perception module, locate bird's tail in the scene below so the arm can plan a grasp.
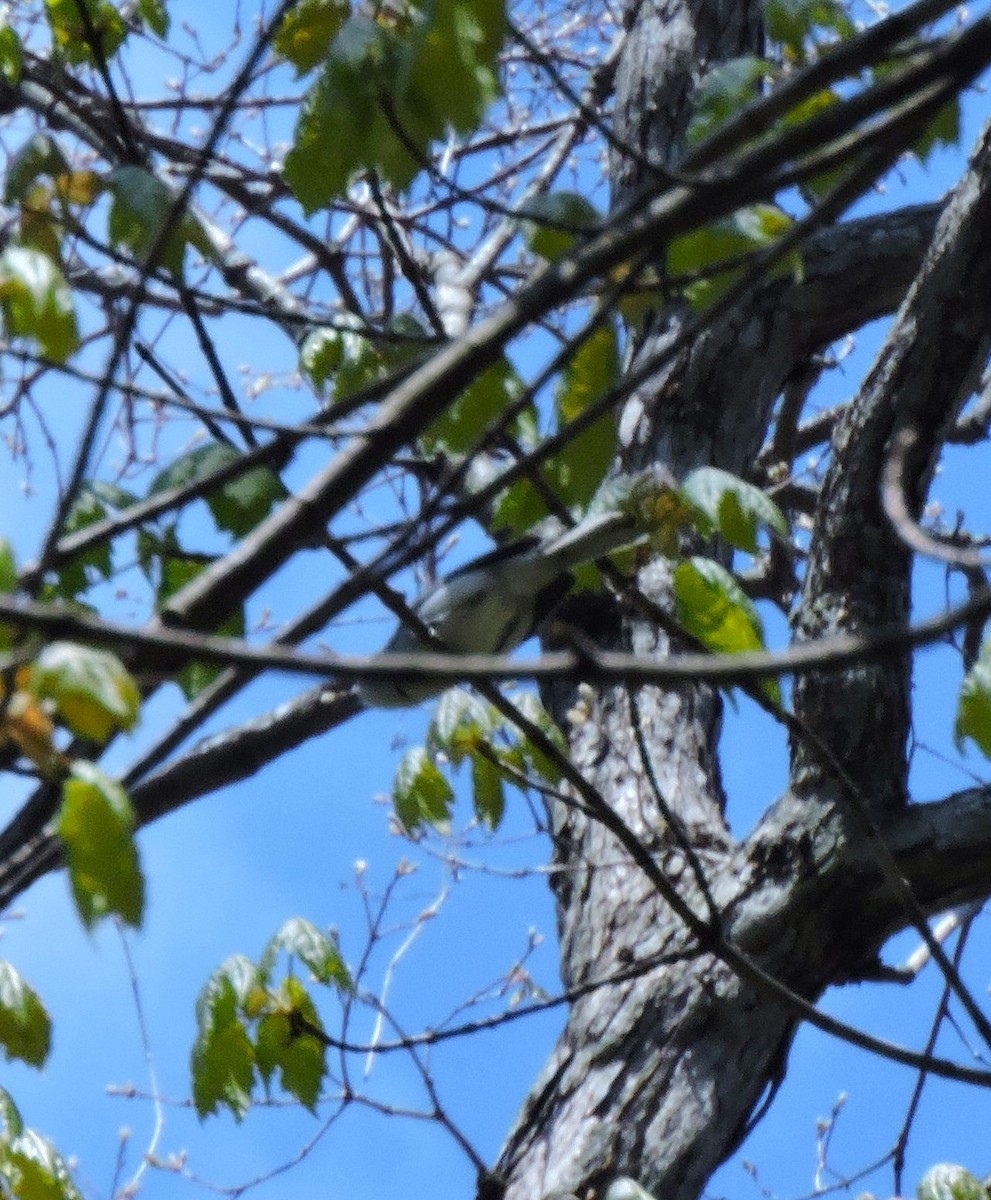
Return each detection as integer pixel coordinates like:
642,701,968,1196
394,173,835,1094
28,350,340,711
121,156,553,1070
543,509,642,573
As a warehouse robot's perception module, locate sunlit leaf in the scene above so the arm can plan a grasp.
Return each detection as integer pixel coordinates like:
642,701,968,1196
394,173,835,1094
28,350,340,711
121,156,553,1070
191,960,258,1120
674,557,779,702
2,1129,83,1200
424,358,526,454
681,466,788,553
137,0,170,37
57,762,144,929
471,751,505,829
0,961,51,1069
394,746,454,832
255,978,326,1111
274,0,348,73
0,20,23,85
667,204,798,309
956,641,991,757
45,0,127,65
918,1165,986,1200
30,642,140,742
430,687,496,764
765,0,854,59
0,539,15,651
265,918,352,991
510,690,567,784
0,246,79,362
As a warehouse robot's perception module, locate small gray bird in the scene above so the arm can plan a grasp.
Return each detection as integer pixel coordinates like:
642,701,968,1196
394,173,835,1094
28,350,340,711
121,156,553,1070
357,508,640,708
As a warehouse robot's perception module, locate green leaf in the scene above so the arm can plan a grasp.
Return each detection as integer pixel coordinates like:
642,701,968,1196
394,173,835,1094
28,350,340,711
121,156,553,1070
4,136,69,206
56,762,144,929
255,978,326,1112
688,56,772,144
1,1130,83,1200
557,323,620,423
955,641,991,757
0,539,16,651
45,0,127,65
913,97,961,164
286,0,505,210
667,204,797,309
680,466,788,553
674,557,779,702
471,752,505,829
274,0,348,73
918,1166,986,1200
30,642,140,742
510,690,567,784
0,962,51,1068
397,0,505,137
49,484,123,599
191,960,258,1120
0,539,15,593
108,166,209,276
765,0,854,59
424,357,526,454
285,18,406,209
518,192,601,262
430,687,496,765
0,1086,24,1138
208,464,285,538
137,0,170,37
148,442,284,537
144,552,244,698
393,746,454,832
0,246,79,362
0,20,23,85
266,918,352,991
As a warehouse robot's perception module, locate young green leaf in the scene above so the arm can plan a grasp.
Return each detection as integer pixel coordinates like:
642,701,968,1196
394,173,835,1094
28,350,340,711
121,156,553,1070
57,762,144,929
30,642,140,742
918,1165,986,1200
137,0,170,37
108,166,211,276
254,978,326,1112
674,557,779,702
0,19,23,85
667,204,797,309
394,746,455,832
510,690,567,784
423,358,526,455
45,0,127,65
265,918,352,991
0,961,51,1068
1,1129,84,1200
688,56,772,145
471,751,506,829
519,192,602,262
765,0,854,60
680,466,788,553
274,0,348,74
430,687,496,764
191,960,258,1120
0,245,79,362
955,641,991,757
4,135,70,206
0,539,15,651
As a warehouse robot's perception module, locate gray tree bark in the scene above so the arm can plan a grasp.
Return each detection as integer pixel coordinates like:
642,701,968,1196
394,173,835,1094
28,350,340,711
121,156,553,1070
493,4,991,1199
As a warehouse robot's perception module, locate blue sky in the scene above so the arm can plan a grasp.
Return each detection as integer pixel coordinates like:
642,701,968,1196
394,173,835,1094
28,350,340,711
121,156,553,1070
2,3,991,1200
